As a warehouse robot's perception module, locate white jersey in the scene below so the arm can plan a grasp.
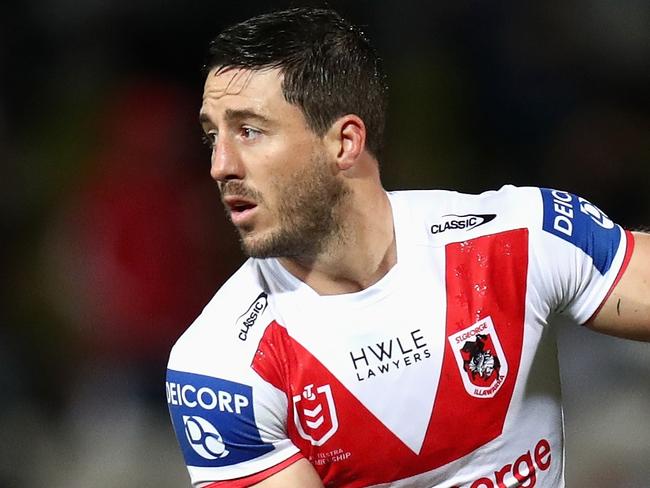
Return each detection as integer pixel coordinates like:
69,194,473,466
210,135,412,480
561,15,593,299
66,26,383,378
166,186,633,488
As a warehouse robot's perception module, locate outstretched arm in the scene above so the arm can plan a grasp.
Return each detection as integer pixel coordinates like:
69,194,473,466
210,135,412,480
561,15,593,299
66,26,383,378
252,458,325,487
587,232,650,341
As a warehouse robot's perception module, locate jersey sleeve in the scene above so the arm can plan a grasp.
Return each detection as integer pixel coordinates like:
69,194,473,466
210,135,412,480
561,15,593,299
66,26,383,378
530,188,634,324
166,279,301,486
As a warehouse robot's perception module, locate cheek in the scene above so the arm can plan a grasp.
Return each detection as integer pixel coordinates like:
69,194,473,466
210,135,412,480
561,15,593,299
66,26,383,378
264,133,317,168
246,137,324,203
256,155,307,194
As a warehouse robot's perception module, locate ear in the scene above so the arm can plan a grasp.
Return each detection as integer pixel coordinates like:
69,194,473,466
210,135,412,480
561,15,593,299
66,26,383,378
324,114,367,171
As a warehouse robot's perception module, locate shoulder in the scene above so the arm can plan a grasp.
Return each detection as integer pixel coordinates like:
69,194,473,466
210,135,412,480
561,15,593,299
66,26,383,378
168,258,274,378
388,186,544,245
390,185,624,256
166,259,302,482
390,185,541,214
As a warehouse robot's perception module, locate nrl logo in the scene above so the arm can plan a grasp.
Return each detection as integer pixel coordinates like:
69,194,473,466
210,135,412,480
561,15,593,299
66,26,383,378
292,384,339,446
448,317,508,398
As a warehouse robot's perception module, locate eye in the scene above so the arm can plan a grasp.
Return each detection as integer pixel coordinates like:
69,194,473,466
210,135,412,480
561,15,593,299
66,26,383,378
241,126,261,141
202,131,218,148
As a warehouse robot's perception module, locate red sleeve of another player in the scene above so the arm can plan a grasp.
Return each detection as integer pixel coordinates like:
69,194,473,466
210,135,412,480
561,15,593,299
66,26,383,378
203,452,304,488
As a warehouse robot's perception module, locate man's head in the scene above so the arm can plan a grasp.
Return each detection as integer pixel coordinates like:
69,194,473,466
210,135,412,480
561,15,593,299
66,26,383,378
205,7,388,159
201,8,387,259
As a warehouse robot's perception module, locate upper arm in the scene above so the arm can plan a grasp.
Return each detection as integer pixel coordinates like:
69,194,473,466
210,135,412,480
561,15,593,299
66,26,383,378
167,310,301,486
166,269,316,486
201,456,323,488
251,458,324,488
587,232,650,341
532,188,632,325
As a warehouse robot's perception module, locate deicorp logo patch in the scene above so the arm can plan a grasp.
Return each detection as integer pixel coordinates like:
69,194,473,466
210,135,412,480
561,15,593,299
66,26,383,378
540,188,620,275
166,369,273,467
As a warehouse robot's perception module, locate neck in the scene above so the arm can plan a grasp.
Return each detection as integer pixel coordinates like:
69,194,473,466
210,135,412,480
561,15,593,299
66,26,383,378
279,185,396,296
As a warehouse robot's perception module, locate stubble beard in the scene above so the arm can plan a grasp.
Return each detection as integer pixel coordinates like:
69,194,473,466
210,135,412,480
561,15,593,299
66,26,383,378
228,152,350,260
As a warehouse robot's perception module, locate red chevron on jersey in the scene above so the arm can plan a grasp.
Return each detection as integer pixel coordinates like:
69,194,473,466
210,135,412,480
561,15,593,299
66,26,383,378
406,228,529,476
250,229,529,485
167,188,630,486
252,320,417,487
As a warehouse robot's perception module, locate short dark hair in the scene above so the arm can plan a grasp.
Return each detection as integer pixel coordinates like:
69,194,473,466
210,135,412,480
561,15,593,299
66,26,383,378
205,7,388,159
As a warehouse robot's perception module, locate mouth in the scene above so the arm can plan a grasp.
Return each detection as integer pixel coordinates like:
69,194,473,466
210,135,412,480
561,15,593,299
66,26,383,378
223,196,258,224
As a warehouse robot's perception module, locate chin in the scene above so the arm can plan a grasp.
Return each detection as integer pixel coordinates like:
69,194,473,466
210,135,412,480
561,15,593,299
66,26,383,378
239,231,274,258
239,231,301,259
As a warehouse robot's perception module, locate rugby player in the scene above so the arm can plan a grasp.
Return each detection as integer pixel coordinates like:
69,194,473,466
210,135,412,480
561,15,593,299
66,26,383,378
167,7,649,487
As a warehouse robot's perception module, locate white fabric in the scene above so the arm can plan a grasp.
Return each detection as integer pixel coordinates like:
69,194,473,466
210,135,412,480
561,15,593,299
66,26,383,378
167,185,628,487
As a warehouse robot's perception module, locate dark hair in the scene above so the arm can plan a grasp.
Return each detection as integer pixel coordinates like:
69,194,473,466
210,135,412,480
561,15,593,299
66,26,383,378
205,7,388,159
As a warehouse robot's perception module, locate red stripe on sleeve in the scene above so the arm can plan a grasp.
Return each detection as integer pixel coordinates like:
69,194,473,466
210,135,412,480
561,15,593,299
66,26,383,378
584,230,636,325
203,452,304,488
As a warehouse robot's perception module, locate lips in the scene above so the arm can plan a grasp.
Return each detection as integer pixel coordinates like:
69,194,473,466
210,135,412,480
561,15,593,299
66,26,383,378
223,195,258,225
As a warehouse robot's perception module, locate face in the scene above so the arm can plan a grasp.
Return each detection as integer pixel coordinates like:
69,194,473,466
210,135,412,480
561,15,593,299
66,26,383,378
200,67,349,258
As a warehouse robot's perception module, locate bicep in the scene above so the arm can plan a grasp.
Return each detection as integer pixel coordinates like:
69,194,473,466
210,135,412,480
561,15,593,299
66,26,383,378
251,458,324,488
588,232,650,341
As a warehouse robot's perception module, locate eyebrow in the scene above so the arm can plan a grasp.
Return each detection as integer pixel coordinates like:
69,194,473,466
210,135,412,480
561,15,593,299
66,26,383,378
199,109,273,127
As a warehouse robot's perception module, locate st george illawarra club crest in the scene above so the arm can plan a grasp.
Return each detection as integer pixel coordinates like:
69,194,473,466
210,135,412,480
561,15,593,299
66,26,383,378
448,316,508,398
292,384,339,446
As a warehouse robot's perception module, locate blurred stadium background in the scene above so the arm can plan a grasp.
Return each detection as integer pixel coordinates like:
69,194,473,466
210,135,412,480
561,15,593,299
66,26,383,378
1,1,649,486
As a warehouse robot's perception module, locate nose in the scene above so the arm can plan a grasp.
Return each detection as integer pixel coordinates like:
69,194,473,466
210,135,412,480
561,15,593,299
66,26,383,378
209,137,245,183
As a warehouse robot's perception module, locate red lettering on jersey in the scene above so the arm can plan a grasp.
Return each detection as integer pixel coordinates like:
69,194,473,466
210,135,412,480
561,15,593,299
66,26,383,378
451,438,553,488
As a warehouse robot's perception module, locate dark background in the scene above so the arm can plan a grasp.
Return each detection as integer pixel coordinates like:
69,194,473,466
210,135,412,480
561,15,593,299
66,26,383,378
2,1,649,486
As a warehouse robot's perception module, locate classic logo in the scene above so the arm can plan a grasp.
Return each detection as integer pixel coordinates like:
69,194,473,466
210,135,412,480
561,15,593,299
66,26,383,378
448,317,508,398
430,214,496,235
236,292,268,341
293,384,339,446
183,415,230,460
